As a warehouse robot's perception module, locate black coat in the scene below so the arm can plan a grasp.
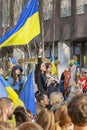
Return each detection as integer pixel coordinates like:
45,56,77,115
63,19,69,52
37,71,47,93
35,57,47,93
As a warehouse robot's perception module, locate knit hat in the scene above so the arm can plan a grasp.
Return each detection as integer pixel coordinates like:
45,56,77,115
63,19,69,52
12,65,23,72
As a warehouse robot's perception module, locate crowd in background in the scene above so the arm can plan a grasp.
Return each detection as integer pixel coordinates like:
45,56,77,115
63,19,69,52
0,49,87,130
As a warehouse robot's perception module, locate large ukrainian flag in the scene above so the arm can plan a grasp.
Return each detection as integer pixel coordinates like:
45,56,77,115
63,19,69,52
0,0,40,48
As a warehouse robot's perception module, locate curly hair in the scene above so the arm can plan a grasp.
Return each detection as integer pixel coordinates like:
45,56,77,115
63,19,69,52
68,94,87,126
14,106,32,126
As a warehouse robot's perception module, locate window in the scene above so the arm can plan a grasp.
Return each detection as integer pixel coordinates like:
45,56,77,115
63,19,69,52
2,0,10,28
2,0,8,28
43,0,53,20
13,0,23,25
60,0,71,17
76,0,87,14
7,0,10,27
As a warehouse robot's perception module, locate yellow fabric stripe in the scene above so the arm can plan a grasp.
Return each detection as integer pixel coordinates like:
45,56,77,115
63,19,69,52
0,12,40,48
52,61,57,75
6,87,18,102
6,87,24,108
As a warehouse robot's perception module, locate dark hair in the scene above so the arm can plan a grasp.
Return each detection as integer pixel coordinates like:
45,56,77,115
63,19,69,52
60,72,65,80
45,63,52,69
35,91,48,103
14,106,31,126
11,66,22,85
68,94,87,126
12,65,23,72
35,91,44,102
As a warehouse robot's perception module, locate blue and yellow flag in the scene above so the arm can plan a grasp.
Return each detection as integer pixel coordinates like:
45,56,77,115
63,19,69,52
19,71,36,115
50,52,57,76
0,0,40,48
0,75,24,108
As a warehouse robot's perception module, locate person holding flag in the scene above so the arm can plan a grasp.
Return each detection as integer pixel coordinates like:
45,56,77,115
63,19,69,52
0,64,24,108
7,65,25,95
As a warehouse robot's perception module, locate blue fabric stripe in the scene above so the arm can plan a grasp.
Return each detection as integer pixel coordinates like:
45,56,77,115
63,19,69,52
0,75,10,87
50,54,54,63
0,0,38,45
0,75,8,97
19,71,36,115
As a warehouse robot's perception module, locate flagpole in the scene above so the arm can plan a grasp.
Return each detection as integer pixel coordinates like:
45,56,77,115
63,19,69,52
41,0,45,58
52,0,55,56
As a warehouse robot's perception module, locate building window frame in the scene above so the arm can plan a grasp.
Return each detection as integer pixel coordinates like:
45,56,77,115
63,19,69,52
60,0,71,17
2,0,8,28
13,0,23,25
43,0,53,20
76,0,87,15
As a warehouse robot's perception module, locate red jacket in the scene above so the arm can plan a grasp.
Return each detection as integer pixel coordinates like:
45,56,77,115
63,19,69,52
80,77,87,90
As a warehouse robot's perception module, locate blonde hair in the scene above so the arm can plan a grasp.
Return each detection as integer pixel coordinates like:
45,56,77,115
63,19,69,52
0,98,13,110
49,92,63,105
0,122,18,130
36,109,55,130
55,105,71,128
0,98,13,120
19,121,43,130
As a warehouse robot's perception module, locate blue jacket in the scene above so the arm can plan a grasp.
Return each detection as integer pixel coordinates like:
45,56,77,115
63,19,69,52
7,76,25,91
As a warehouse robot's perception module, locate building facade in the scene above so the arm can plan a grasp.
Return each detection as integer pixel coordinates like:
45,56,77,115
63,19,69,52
39,0,87,77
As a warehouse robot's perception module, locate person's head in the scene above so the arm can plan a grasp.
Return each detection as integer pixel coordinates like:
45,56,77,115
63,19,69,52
40,62,46,73
36,109,55,130
81,68,87,77
0,97,14,121
11,65,23,76
68,94,87,127
35,91,49,107
19,121,43,130
14,106,33,126
0,122,18,130
55,105,73,129
46,63,52,74
49,92,64,105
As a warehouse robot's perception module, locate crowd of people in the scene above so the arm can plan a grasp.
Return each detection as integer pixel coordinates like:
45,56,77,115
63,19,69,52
0,50,87,130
